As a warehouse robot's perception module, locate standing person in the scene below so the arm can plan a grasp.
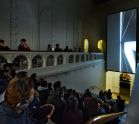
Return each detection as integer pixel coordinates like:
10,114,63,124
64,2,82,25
18,38,31,51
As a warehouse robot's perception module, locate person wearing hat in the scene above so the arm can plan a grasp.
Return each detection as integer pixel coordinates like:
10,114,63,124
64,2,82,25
0,39,10,51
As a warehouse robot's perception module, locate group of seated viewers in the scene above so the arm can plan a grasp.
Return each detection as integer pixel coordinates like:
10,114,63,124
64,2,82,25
0,63,125,124
0,39,82,52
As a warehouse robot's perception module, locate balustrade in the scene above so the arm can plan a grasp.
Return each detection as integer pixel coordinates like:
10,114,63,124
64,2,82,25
0,51,104,71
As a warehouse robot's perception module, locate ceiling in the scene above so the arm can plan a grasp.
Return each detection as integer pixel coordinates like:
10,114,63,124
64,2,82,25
93,0,117,4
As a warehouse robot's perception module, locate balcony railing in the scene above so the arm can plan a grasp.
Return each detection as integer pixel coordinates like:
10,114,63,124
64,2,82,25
0,51,104,77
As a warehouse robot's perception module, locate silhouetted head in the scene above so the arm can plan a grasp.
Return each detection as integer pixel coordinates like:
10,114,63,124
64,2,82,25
20,38,27,45
0,39,4,46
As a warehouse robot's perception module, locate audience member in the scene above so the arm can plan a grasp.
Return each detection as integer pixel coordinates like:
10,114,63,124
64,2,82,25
3,63,16,81
83,89,92,99
54,44,62,52
83,97,99,121
116,95,125,112
78,48,82,52
47,87,65,124
62,96,83,124
30,73,39,90
47,44,52,52
0,70,8,103
106,89,112,99
0,71,55,124
0,39,10,51
18,38,31,51
64,46,70,52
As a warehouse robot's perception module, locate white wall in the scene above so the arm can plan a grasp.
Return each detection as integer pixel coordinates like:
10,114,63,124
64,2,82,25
46,62,106,93
106,71,135,94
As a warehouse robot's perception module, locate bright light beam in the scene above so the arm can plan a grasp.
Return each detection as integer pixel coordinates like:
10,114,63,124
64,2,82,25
124,41,136,73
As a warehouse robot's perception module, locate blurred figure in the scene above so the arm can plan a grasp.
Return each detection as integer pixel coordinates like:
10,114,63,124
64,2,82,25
54,44,62,52
30,73,39,90
106,89,112,99
0,39,10,51
47,87,65,124
18,38,31,51
83,97,99,122
47,44,52,52
116,95,125,112
0,71,55,124
62,96,83,124
0,70,8,103
83,89,92,99
0,75,33,124
64,46,70,52
3,63,16,81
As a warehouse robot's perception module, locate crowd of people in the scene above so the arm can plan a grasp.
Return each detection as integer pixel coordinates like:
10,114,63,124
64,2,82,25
0,63,125,124
0,39,83,52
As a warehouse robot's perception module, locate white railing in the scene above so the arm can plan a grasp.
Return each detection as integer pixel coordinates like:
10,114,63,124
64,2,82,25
0,51,104,77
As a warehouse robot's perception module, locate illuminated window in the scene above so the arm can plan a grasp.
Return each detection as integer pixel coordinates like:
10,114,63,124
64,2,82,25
84,39,89,52
97,39,104,52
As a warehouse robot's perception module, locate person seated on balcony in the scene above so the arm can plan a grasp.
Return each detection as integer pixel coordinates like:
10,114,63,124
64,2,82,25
0,39,10,51
47,44,52,52
78,48,82,52
54,43,62,52
64,46,70,52
18,38,31,51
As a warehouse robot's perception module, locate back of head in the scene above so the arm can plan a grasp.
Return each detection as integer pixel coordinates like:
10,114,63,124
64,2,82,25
20,38,26,42
30,73,36,80
53,81,61,90
55,87,63,96
65,96,78,111
0,39,4,45
16,71,27,79
4,75,33,110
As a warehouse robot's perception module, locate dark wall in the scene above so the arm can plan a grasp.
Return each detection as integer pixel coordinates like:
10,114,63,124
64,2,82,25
91,0,139,52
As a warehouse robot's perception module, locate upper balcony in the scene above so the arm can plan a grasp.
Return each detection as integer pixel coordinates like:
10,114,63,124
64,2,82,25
0,51,104,77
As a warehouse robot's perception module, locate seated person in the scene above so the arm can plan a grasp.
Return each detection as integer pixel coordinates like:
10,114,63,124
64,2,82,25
47,44,52,52
116,95,125,112
18,38,31,51
3,63,16,81
0,39,10,51
0,71,55,124
54,44,62,52
64,46,70,52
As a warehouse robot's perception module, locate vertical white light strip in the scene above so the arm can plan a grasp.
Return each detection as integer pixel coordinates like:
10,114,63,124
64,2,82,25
120,12,123,72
